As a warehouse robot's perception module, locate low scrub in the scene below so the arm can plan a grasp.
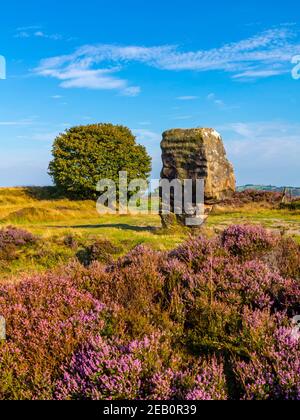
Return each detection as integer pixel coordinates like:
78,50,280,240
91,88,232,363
0,226,36,261
0,225,299,400
222,190,283,207
77,240,123,266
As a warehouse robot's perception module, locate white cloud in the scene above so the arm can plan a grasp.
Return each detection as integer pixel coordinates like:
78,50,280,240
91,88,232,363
15,31,30,39
58,69,127,90
133,129,162,178
133,129,161,144
121,86,141,97
207,93,225,107
35,57,140,95
31,132,58,142
34,31,62,40
220,121,300,185
14,131,59,142
0,118,35,126
34,26,300,94
15,26,62,40
176,96,199,101
138,121,151,126
233,69,287,79
172,115,193,120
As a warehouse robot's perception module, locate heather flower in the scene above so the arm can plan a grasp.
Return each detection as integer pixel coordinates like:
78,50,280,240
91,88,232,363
56,334,228,401
0,223,299,401
0,226,36,260
221,224,278,259
56,335,143,400
56,334,162,400
147,369,176,400
0,226,35,248
170,235,220,271
0,268,106,399
185,358,228,401
236,325,300,400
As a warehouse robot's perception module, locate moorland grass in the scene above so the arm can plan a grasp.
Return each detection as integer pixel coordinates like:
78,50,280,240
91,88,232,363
0,187,299,280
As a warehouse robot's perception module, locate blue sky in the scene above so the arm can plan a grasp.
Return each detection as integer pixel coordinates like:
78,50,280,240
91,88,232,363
1,0,300,186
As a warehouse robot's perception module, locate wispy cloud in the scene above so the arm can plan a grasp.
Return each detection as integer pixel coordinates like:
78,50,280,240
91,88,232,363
14,25,41,38
133,129,162,178
0,118,35,126
172,115,194,120
34,26,300,94
207,93,240,111
35,57,141,95
15,26,62,40
138,121,152,126
233,69,287,79
220,121,300,185
120,86,141,97
207,93,224,107
176,96,199,101
17,132,59,142
133,129,161,143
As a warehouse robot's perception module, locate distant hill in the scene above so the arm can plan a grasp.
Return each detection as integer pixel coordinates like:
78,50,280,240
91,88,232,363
237,185,300,197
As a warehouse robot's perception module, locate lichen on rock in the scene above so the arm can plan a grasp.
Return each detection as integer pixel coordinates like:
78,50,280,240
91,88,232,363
160,128,236,227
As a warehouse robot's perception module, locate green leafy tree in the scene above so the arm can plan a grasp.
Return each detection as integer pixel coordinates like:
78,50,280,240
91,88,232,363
49,124,152,200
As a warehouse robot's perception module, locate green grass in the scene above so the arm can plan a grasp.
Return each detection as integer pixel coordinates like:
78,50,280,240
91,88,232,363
0,188,188,280
0,187,299,281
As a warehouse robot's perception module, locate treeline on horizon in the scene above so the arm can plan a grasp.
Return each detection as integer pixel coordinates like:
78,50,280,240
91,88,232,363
238,185,300,197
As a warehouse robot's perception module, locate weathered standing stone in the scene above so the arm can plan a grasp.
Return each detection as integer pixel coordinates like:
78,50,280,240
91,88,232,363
160,128,236,227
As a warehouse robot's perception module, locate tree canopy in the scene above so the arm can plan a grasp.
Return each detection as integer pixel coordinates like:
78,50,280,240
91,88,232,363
49,124,152,200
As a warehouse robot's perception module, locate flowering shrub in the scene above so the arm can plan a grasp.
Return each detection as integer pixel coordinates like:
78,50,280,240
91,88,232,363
77,240,122,266
221,224,278,259
56,335,145,400
170,235,219,271
274,237,300,280
63,234,78,250
196,258,297,312
0,226,35,248
0,226,36,260
0,269,106,399
55,334,228,400
184,358,228,401
0,224,299,400
235,326,300,400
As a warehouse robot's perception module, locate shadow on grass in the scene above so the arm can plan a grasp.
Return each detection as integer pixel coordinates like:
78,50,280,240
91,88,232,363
48,223,159,232
24,187,67,201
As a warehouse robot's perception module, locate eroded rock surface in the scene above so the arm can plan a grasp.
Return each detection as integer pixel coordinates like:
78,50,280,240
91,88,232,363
160,128,236,226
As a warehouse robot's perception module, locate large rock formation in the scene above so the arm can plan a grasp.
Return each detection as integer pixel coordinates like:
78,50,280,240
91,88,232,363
160,128,236,226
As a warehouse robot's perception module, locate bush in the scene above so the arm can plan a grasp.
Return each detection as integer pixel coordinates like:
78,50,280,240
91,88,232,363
0,224,299,400
221,224,277,259
280,200,300,211
63,234,79,250
0,226,36,261
0,267,106,399
55,334,228,400
49,124,152,200
235,325,300,400
223,190,283,207
77,240,122,266
274,237,300,280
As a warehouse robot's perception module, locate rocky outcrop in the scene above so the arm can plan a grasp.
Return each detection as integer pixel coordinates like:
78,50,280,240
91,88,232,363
160,128,236,226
